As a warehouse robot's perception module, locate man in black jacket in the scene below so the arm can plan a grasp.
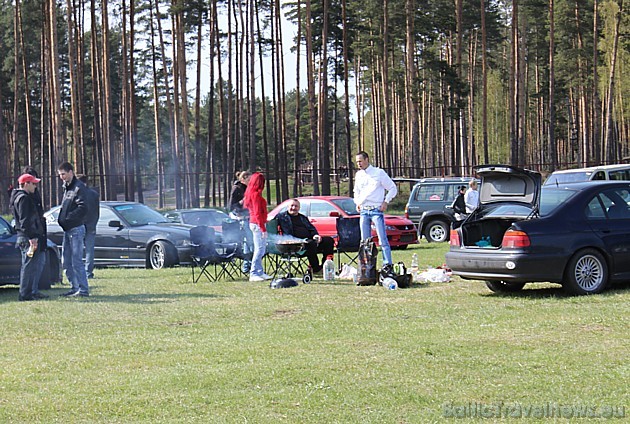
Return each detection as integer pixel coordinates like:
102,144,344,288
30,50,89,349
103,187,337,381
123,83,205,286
277,199,335,273
57,162,90,297
11,173,48,301
78,175,100,279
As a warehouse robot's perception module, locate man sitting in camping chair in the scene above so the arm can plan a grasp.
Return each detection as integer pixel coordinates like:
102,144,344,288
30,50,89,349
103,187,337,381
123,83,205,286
276,199,335,273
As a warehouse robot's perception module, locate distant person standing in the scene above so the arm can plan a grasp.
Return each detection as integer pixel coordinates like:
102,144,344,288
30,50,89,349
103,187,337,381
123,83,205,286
451,185,467,220
57,162,90,297
78,174,100,279
228,171,253,273
229,171,251,218
464,180,479,214
11,173,49,301
353,151,397,271
243,172,272,282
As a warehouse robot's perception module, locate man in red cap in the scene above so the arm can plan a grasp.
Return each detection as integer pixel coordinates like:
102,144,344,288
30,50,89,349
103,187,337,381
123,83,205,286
10,173,48,301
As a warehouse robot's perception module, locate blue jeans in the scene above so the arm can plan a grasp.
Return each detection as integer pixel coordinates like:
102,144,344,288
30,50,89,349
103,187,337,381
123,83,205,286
18,238,46,299
63,225,90,294
360,209,393,266
84,230,96,278
249,223,267,277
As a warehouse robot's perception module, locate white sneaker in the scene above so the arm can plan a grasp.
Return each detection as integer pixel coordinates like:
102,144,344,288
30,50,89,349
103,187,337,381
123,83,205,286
261,273,273,280
249,275,265,282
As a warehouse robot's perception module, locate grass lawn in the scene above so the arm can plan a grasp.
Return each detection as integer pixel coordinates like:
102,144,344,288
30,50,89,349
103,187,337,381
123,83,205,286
1,242,628,422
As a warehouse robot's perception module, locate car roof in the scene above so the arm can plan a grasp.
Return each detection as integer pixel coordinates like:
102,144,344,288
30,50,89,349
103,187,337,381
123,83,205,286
169,208,226,212
412,177,474,187
549,164,630,174
292,196,351,201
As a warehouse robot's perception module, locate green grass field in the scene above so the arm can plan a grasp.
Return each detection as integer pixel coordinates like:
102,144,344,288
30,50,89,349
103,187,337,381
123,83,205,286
1,242,628,422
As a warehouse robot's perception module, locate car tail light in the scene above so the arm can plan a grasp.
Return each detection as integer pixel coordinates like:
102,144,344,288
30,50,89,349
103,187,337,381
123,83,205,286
502,230,530,248
449,229,460,246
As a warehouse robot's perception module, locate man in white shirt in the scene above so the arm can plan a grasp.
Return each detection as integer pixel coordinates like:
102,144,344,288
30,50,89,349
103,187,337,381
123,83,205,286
353,151,397,269
464,179,479,213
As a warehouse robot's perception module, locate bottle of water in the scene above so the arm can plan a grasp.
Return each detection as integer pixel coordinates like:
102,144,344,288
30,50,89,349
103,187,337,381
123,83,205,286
323,256,335,281
411,253,418,271
382,277,398,290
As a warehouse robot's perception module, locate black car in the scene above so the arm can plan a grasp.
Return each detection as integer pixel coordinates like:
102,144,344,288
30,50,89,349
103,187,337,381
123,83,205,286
0,215,61,288
163,208,229,231
446,164,630,295
45,202,193,269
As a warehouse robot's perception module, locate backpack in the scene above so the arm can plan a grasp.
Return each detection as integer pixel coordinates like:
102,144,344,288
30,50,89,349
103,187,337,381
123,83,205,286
357,238,378,285
378,261,413,288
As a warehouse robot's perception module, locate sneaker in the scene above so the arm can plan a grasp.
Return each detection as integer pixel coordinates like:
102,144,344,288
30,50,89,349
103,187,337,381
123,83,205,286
78,292,90,297
60,290,79,297
249,275,266,282
67,291,87,298
32,292,49,299
18,295,35,301
261,273,273,280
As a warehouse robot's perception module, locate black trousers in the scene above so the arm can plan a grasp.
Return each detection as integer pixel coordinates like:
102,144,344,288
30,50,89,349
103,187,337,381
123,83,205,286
302,236,335,271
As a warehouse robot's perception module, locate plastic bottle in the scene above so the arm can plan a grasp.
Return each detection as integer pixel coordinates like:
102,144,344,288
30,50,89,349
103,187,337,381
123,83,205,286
382,277,398,290
410,253,418,271
323,256,335,281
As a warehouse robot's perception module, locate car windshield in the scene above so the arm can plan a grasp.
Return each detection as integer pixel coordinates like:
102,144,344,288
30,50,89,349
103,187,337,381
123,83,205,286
331,198,359,216
114,204,170,226
544,171,591,185
181,210,228,226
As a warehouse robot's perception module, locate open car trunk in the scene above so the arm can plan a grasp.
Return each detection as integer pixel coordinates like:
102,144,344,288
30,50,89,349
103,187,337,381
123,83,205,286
460,218,524,248
459,165,542,248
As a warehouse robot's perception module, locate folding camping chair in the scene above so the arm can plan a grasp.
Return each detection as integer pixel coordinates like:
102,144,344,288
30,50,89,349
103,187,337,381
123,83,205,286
265,218,312,283
221,218,252,276
190,226,239,283
336,216,362,269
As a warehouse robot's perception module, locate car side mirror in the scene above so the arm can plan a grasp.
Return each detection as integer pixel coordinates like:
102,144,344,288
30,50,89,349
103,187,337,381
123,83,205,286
328,211,340,217
108,220,123,228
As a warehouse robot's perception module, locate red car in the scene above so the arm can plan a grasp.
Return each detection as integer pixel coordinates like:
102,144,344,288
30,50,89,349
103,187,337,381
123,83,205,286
268,196,418,248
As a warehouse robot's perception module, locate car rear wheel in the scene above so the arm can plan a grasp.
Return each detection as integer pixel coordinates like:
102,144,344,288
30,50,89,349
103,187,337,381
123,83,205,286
485,281,526,293
423,220,449,243
148,241,177,269
564,248,608,295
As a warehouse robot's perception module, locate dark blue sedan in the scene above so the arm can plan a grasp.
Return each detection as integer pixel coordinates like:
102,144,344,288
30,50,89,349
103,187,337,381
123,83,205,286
446,165,630,295
0,215,61,289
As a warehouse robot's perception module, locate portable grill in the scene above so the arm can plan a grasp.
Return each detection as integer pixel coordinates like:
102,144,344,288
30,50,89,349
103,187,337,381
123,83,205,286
272,238,312,284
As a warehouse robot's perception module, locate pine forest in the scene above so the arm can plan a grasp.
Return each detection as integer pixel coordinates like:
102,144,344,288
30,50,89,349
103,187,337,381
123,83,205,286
0,0,628,211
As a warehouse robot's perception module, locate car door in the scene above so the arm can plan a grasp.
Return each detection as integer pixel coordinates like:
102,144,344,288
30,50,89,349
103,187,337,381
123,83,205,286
0,218,21,282
586,188,630,275
95,206,132,266
307,200,338,238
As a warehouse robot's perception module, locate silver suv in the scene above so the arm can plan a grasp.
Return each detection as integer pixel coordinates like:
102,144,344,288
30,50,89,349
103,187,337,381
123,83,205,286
404,177,474,242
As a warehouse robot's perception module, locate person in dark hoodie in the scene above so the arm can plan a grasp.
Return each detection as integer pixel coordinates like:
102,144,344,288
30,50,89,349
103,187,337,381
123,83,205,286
12,166,49,298
228,171,251,217
78,174,100,279
11,173,48,301
57,162,90,297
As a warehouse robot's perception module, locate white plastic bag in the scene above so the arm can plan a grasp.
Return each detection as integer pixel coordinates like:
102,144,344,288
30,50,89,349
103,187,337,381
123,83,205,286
418,268,451,283
338,264,358,280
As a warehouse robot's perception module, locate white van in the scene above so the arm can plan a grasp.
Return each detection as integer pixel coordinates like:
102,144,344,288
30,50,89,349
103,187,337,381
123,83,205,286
543,164,630,186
